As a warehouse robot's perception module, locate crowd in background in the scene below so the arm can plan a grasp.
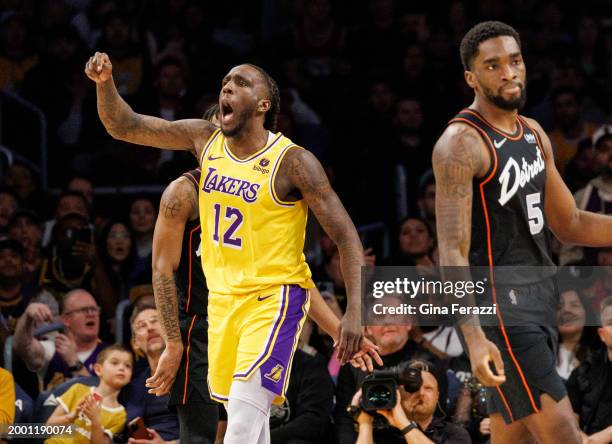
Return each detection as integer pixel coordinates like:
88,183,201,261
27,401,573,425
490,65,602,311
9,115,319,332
1,0,612,442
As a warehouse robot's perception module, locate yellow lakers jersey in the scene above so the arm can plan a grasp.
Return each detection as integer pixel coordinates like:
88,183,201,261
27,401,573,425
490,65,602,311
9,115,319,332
198,129,313,295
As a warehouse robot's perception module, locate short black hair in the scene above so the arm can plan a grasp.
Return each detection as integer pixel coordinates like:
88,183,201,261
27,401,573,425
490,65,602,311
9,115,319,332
246,64,281,132
460,21,521,71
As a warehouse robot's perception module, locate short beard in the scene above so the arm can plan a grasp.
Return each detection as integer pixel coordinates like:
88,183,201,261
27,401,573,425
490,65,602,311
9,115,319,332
221,109,250,138
483,83,527,111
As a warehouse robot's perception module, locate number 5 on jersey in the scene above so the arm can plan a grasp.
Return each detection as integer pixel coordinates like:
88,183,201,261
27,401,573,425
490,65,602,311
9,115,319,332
526,192,544,235
213,204,244,249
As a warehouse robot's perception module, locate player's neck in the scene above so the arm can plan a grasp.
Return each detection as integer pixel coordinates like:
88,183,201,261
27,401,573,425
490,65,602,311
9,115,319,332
226,124,269,159
472,98,519,134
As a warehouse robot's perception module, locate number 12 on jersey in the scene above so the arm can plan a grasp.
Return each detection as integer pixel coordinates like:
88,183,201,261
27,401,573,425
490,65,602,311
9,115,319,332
212,204,243,249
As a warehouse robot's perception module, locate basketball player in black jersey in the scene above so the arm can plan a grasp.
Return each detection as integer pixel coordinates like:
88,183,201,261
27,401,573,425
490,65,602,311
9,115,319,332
433,21,612,443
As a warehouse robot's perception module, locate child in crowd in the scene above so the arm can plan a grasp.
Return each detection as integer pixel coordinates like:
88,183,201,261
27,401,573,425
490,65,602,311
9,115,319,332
45,345,133,443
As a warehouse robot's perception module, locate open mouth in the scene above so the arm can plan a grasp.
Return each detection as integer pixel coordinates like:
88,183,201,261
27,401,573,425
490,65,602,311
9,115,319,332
221,101,234,125
85,320,96,327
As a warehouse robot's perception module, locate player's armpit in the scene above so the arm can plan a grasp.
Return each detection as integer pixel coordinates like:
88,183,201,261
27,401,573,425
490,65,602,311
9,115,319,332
524,117,612,246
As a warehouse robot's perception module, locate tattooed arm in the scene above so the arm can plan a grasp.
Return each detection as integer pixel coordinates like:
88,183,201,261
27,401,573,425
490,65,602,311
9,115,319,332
85,52,214,157
432,123,505,387
146,176,199,396
278,147,364,363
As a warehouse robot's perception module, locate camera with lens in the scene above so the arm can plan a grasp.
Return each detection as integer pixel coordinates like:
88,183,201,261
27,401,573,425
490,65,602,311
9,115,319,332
360,361,423,412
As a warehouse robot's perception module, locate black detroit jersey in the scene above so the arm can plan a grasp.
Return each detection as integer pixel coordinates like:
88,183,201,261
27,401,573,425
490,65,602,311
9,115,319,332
449,109,555,282
169,168,211,406
175,168,208,317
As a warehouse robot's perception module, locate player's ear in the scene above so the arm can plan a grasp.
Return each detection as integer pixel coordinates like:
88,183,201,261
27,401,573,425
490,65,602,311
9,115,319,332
464,70,476,89
257,99,271,114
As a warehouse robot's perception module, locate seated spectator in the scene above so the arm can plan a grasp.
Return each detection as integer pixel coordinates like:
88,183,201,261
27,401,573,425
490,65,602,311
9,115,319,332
8,209,43,284
66,176,94,209
0,187,18,234
119,304,179,443
385,217,436,269
334,300,442,444
0,367,15,425
567,296,612,442
560,125,612,265
127,197,157,286
98,220,135,302
556,288,598,380
38,212,115,318
0,238,35,357
269,348,334,444
45,345,133,444
350,359,471,443
42,190,90,247
13,289,107,391
3,161,46,215
417,170,436,231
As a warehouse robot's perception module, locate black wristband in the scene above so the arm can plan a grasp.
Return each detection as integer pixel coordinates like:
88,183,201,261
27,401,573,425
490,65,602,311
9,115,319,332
400,421,419,436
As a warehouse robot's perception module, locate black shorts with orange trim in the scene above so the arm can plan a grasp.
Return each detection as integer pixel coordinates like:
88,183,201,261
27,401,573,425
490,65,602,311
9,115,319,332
483,278,566,424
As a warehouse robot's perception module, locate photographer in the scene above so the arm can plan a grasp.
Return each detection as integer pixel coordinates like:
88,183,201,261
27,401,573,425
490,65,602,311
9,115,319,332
335,298,441,443
38,213,114,319
349,360,471,443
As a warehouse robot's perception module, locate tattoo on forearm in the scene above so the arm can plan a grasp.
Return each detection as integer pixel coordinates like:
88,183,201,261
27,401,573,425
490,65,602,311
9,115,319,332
284,149,364,309
152,274,181,342
433,130,482,259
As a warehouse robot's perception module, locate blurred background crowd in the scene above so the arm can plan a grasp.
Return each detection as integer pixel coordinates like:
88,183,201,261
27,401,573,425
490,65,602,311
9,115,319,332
0,0,611,443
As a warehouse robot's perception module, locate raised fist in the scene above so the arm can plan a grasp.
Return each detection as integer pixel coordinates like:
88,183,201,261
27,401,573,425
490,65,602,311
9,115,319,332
84,52,113,83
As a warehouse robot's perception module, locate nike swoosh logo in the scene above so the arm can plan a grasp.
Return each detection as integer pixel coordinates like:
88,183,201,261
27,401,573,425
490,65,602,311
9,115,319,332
494,138,507,149
208,156,224,161
257,294,274,301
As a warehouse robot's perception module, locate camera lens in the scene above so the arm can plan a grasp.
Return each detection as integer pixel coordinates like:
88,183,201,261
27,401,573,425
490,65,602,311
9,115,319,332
367,384,393,408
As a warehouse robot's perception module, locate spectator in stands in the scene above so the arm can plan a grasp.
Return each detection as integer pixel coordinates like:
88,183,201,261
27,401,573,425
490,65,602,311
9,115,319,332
334,299,441,444
269,348,334,444
556,288,598,380
8,209,43,284
0,238,33,353
417,170,436,231
0,188,18,234
548,87,600,175
563,138,599,194
561,125,612,265
98,220,135,302
0,367,15,425
567,296,612,442
128,197,156,286
350,359,470,444
38,212,115,317
13,289,106,391
94,10,147,97
385,217,436,268
45,344,133,444
42,190,90,247
66,176,94,209
120,303,179,443
3,162,45,215
0,12,38,90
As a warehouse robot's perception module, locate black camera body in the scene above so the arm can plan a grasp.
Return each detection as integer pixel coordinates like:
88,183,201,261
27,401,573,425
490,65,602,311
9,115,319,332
360,362,422,411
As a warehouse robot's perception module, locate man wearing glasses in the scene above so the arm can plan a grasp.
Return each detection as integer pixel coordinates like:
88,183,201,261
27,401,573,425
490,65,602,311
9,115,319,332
13,288,107,390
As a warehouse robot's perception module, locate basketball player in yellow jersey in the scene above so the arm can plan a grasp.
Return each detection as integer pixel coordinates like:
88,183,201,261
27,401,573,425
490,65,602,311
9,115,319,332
86,53,366,443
